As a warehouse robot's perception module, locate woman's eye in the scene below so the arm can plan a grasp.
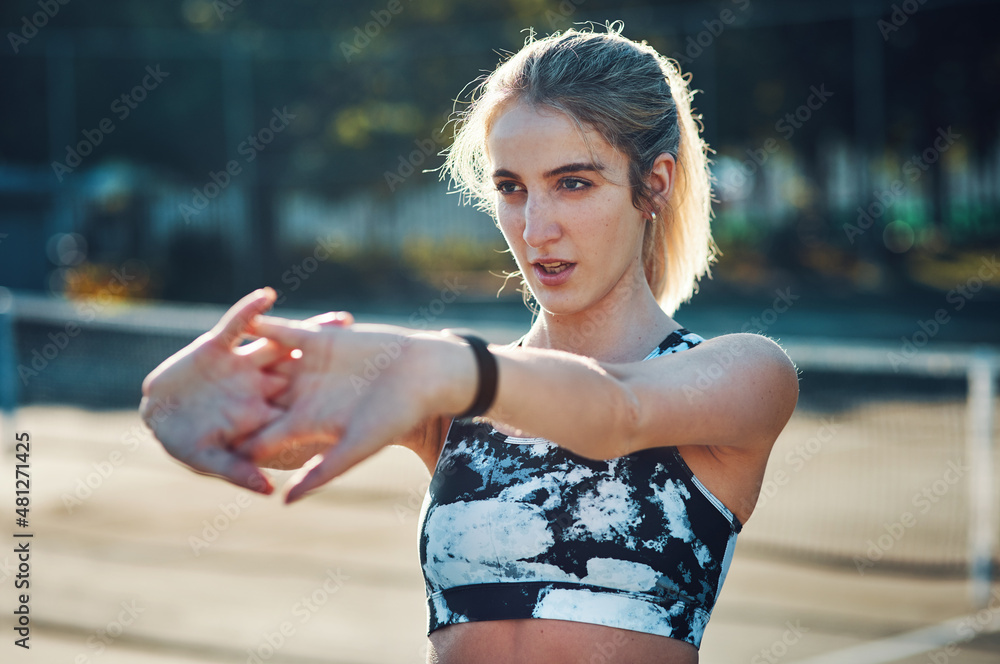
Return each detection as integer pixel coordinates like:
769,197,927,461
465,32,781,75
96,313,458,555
496,181,523,194
561,178,589,191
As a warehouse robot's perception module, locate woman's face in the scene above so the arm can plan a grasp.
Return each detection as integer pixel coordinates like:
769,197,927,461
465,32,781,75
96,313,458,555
487,101,649,317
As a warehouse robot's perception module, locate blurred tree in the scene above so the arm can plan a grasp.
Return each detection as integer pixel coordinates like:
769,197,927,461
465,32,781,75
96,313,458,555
1,0,997,302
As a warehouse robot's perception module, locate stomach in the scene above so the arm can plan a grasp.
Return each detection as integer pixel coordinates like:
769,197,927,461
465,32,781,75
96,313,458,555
427,619,699,664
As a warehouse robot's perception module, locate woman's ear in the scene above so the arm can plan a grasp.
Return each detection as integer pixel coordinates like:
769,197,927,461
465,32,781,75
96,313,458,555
646,152,676,214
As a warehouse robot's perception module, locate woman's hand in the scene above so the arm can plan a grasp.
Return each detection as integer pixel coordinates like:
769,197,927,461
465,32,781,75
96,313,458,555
139,288,295,494
237,317,474,503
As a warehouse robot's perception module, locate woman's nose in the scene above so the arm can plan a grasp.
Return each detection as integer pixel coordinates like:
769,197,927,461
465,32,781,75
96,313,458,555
522,195,562,248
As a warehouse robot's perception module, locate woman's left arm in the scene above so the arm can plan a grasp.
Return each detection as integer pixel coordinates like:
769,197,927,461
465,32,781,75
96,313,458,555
240,319,797,501
479,333,799,460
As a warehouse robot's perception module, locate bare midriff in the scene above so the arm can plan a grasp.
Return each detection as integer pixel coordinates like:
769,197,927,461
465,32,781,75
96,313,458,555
427,618,699,664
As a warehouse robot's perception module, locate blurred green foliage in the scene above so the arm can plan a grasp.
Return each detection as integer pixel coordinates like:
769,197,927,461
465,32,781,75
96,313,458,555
1,0,998,305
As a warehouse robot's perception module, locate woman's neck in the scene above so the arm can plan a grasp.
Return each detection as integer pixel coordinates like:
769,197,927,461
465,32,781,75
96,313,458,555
523,271,679,363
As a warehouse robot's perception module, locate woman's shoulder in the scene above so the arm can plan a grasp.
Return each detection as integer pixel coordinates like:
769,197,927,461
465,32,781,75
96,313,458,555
642,330,799,447
669,330,796,369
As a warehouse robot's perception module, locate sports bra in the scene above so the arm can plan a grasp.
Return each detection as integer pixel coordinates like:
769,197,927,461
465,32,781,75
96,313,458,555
417,328,741,649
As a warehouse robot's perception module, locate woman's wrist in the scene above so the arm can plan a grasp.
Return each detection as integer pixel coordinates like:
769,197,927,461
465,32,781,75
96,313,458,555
442,330,498,419
406,332,483,418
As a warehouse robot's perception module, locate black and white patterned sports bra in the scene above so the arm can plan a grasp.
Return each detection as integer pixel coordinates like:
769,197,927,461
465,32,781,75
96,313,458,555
417,329,741,649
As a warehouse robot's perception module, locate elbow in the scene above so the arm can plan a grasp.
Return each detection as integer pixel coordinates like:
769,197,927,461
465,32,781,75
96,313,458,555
619,383,645,458
748,335,800,447
772,345,800,433
581,378,643,461
762,335,799,414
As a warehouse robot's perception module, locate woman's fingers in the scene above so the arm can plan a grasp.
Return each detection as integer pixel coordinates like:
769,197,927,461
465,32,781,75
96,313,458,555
281,455,326,500
283,452,341,504
180,445,274,495
268,387,295,410
250,439,328,471
303,311,354,327
237,414,303,463
250,315,320,349
212,288,277,349
250,311,354,348
235,337,295,369
238,415,340,476
282,406,394,503
283,441,369,503
265,358,298,378
260,372,290,400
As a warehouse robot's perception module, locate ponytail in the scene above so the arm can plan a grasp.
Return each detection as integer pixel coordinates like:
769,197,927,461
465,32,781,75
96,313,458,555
648,62,717,315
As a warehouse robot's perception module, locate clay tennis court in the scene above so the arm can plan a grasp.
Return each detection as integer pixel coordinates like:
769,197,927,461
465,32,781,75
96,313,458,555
3,389,997,663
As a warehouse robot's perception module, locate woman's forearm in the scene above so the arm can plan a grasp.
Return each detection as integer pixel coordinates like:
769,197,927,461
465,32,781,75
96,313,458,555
420,334,639,459
490,345,641,458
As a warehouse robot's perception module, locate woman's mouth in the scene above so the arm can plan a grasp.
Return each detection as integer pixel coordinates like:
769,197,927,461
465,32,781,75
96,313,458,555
537,261,572,274
532,261,576,285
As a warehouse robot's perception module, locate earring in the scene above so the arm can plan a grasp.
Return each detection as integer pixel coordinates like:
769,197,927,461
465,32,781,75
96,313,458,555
650,212,658,223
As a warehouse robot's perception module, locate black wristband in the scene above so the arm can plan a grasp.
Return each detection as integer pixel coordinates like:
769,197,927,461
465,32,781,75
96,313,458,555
446,330,498,419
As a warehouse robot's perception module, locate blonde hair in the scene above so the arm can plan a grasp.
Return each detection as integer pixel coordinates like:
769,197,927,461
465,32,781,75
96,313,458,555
442,23,717,315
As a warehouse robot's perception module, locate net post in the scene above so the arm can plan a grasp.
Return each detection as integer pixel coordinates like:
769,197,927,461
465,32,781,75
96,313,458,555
967,347,997,608
0,288,18,455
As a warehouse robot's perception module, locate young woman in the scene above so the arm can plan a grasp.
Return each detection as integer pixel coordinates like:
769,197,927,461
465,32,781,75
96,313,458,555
141,25,797,664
